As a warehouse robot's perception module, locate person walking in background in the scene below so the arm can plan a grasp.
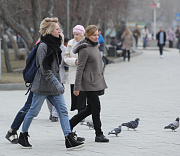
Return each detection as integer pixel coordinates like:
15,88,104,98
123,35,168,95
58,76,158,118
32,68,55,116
156,27,166,59
97,28,104,53
141,26,149,49
176,29,180,52
110,37,122,50
5,91,33,144
175,26,180,48
133,26,140,48
69,25,109,143
47,33,67,122
18,17,84,150
64,25,87,120
168,28,175,48
121,28,133,62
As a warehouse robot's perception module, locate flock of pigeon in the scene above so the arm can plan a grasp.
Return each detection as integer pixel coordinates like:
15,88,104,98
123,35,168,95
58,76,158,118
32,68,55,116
82,117,179,137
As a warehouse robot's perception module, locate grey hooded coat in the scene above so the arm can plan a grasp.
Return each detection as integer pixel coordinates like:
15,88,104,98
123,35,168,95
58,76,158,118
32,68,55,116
73,38,107,91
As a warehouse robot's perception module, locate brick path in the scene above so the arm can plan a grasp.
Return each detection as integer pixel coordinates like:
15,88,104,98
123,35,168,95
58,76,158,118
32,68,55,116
0,47,180,156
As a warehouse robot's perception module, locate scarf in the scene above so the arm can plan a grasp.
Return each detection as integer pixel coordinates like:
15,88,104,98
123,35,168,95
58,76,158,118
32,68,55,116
85,37,98,46
41,34,62,70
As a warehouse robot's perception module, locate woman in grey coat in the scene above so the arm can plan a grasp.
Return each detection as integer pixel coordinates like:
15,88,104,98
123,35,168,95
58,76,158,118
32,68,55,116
18,17,84,150
69,25,109,143
121,28,133,62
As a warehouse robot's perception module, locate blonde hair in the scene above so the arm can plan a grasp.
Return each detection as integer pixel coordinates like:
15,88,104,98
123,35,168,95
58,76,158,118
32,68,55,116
85,25,99,37
40,17,60,36
125,28,131,35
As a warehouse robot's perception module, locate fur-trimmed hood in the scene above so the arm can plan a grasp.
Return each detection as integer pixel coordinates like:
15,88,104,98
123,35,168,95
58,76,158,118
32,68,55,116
73,38,94,54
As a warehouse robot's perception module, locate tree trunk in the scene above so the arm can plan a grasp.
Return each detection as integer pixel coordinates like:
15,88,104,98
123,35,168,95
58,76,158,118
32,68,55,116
5,30,20,60
46,0,54,17
1,36,13,72
0,1,33,50
85,0,95,27
31,0,42,42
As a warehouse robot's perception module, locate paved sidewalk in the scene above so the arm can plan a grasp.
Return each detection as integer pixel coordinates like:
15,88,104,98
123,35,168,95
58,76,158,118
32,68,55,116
0,47,180,156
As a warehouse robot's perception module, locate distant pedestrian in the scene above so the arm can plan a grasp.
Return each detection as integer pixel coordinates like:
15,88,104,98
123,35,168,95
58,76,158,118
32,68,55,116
121,28,133,62
168,28,175,48
156,27,166,59
176,29,180,52
47,32,67,122
98,28,104,52
175,26,179,38
64,38,70,47
175,26,179,48
133,26,140,48
69,25,109,143
141,26,149,49
110,37,122,50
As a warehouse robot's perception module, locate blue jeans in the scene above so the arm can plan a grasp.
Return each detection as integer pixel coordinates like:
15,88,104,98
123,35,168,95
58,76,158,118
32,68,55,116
22,93,71,136
11,91,33,131
143,37,147,48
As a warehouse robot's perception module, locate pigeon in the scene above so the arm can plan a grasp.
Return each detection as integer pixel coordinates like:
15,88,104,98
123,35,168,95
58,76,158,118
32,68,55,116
108,125,122,136
164,117,179,131
86,121,94,129
122,118,140,130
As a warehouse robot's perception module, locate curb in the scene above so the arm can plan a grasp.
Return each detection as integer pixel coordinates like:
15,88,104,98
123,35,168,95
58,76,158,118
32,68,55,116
0,83,27,91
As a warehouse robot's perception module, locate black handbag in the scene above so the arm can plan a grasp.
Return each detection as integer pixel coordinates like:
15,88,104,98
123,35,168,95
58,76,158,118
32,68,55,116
98,89,105,96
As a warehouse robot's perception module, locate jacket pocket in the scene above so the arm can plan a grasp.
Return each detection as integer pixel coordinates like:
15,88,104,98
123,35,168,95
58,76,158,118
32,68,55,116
90,72,95,83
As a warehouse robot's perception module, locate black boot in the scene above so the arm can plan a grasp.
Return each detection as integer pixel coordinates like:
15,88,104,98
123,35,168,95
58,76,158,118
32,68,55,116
18,132,32,149
95,134,109,142
71,132,85,142
5,130,18,144
65,133,84,150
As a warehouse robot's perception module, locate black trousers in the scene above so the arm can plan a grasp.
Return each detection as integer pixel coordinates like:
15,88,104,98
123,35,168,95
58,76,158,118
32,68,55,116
169,40,173,48
123,49,130,61
70,91,103,136
70,84,86,112
134,37,138,47
159,44,164,55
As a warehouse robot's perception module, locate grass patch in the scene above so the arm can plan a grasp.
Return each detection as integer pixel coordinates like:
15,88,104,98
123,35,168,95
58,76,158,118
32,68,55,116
0,49,26,83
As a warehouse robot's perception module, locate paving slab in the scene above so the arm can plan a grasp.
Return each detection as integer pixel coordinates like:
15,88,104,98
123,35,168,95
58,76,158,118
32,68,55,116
0,47,180,156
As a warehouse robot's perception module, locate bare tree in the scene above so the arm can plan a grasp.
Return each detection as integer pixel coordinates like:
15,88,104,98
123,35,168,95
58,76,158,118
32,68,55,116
1,36,13,72
5,30,20,60
46,0,54,17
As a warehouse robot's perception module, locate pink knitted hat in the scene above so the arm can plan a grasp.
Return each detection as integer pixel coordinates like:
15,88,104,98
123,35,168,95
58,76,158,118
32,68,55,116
73,25,85,36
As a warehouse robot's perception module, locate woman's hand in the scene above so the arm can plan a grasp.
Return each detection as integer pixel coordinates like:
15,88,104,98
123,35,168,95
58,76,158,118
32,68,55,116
73,90,80,96
75,59,78,66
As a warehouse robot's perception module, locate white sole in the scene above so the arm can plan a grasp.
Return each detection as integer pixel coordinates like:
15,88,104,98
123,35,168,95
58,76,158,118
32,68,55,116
67,144,85,151
18,143,32,149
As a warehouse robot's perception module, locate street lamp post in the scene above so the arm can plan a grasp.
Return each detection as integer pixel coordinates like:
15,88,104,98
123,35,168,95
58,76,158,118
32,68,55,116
67,0,69,38
150,0,160,40
154,7,156,40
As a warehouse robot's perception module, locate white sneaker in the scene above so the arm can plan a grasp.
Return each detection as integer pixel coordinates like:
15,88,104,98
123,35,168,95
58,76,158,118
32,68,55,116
160,55,163,59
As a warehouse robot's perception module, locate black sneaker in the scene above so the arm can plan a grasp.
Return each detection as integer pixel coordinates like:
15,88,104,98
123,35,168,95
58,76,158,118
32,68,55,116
49,115,52,120
95,134,109,142
51,116,58,122
18,132,32,149
72,132,85,142
5,130,18,144
65,133,84,150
